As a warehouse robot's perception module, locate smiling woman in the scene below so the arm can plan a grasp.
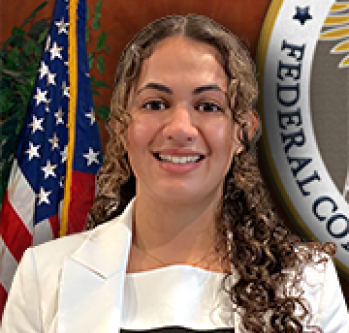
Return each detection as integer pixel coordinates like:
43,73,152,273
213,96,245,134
3,14,349,333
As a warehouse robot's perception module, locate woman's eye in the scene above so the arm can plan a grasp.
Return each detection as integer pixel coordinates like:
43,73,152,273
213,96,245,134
197,102,222,113
142,100,167,111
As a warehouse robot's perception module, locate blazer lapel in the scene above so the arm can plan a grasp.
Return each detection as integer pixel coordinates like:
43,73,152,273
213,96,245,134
57,199,134,333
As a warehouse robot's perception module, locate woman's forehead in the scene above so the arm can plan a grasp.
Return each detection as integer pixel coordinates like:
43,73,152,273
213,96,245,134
132,35,228,93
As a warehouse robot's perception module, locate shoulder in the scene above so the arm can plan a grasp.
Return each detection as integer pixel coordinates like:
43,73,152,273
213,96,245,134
24,217,121,274
290,243,349,331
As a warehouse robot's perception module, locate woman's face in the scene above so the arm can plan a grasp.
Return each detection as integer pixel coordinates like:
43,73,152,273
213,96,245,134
126,35,242,205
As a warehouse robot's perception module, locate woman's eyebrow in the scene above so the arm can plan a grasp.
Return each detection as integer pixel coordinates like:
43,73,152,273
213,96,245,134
193,84,226,95
136,82,172,95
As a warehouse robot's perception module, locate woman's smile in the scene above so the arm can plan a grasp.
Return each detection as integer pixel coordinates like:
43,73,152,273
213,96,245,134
152,148,205,174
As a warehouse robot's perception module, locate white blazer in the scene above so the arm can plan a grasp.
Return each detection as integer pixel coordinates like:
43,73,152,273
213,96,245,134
2,199,349,332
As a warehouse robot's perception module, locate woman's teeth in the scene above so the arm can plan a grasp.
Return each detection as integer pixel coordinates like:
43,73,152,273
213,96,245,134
157,154,201,164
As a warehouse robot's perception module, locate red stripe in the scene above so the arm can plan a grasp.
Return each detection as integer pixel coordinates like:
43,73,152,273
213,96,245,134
49,214,59,238
0,283,7,323
0,193,32,262
67,171,95,234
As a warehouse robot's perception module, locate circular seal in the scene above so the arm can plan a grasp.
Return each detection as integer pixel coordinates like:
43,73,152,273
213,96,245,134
257,0,349,278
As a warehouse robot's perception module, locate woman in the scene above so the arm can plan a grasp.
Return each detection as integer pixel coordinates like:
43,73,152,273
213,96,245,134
3,14,348,332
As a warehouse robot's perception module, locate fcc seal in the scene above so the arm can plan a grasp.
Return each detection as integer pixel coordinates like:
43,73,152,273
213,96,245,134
257,0,349,278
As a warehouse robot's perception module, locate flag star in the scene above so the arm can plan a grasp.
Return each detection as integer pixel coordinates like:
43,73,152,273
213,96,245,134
49,133,60,150
45,35,51,52
86,108,96,125
33,87,48,106
28,115,44,134
50,42,63,60
47,71,56,86
54,108,64,125
62,81,70,98
45,99,51,113
83,147,100,166
25,142,40,161
55,17,69,34
38,61,49,79
61,145,68,163
37,187,51,205
41,160,57,179
60,176,65,187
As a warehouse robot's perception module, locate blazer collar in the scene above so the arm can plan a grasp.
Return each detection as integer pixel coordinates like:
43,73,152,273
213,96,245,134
71,198,134,278
57,199,135,333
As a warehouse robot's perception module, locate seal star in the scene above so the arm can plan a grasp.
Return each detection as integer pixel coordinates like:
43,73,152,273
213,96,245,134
28,115,44,134
83,147,100,166
41,160,57,179
25,142,40,161
37,187,51,205
50,42,63,60
293,6,312,25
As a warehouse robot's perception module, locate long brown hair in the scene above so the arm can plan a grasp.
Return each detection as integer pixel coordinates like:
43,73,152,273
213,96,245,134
88,14,333,332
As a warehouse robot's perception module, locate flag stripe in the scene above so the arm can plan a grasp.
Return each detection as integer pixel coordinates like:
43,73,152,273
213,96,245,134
1,194,32,262
49,214,60,239
0,238,18,293
33,219,54,246
0,283,8,319
68,171,95,233
7,160,35,231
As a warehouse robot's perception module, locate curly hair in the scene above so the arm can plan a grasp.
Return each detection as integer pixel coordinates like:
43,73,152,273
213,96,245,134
88,14,334,332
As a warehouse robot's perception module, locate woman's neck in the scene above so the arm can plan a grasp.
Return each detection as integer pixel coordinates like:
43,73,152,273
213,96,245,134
127,193,225,273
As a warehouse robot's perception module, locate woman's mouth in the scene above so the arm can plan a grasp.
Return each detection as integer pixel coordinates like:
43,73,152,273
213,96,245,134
153,152,205,173
153,153,204,164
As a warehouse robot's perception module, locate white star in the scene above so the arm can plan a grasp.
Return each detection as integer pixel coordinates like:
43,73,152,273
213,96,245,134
49,133,60,151
86,108,96,125
47,71,56,86
38,61,49,79
55,17,69,35
83,147,100,166
37,187,51,205
33,87,48,106
25,142,40,161
61,145,68,163
45,35,51,52
49,42,63,61
54,108,64,125
41,160,57,179
59,175,65,188
28,115,44,134
45,99,51,113
62,81,70,98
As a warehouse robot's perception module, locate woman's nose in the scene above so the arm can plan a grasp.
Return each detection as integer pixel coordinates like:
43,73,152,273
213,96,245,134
163,106,198,143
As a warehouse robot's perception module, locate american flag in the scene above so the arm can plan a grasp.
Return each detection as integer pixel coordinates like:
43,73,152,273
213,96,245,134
0,0,101,316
